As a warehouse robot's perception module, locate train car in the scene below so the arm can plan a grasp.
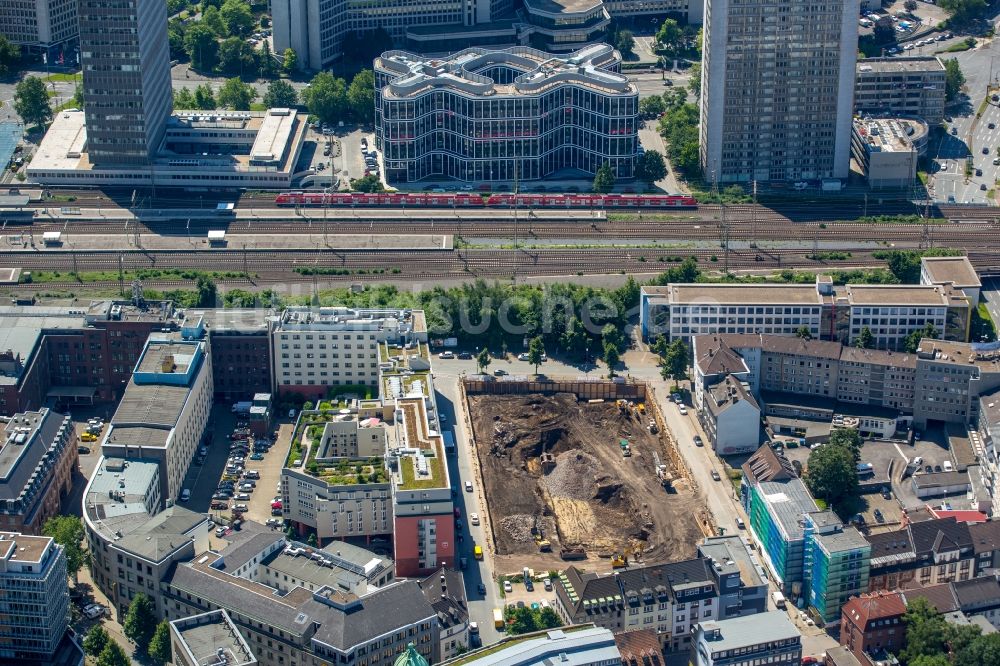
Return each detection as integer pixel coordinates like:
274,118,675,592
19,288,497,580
277,190,697,208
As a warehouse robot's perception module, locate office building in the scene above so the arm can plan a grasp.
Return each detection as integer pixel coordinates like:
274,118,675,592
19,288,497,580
77,0,172,165
699,0,858,183
270,307,427,398
0,299,174,416
865,517,1000,592
441,625,621,666
839,591,907,663
28,107,308,188
83,455,209,619
0,408,77,534
851,117,928,190
640,276,971,349
519,0,610,52
101,336,213,502
170,610,258,666
855,57,947,125
0,0,77,57
163,536,439,666
740,446,869,622
0,532,70,662
690,612,801,666
188,309,274,401
554,545,767,652
375,45,638,184
921,256,982,306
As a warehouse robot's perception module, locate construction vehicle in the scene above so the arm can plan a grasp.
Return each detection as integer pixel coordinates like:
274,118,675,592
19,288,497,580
648,419,658,433
637,403,646,415
656,464,673,488
611,553,627,568
531,518,552,552
560,547,586,560
616,399,629,415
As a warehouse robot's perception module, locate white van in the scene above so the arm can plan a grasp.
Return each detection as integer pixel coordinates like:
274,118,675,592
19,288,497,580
943,460,954,472
180,489,191,502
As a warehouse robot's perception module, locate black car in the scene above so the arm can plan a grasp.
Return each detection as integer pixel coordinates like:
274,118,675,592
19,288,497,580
934,465,943,472
457,351,472,360
881,487,892,500
874,509,885,523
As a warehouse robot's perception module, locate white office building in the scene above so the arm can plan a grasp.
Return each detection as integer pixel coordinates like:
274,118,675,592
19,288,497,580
699,0,858,183
0,532,69,661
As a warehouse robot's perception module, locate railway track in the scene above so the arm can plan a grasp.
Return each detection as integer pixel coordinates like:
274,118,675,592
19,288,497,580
9,246,1000,287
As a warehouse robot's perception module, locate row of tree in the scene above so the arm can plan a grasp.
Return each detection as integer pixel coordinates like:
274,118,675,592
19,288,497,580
81,595,171,665
900,597,1000,666
302,69,376,126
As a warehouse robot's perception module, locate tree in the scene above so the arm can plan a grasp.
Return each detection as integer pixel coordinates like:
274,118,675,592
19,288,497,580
828,427,862,463
220,0,255,36
944,58,965,102
168,18,188,60
147,621,172,665
560,315,587,360
602,341,620,378
302,71,348,124
688,61,702,97
635,150,667,185
263,79,297,108
347,69,375,124
350,174,385,192
184,22,219,71
593,163,616,193
174,87,197,109
527,336,545,375
795,326,813,339
218,36,258,76
660,338,689,387
955,633,1000,666
259,40,277,78
615,30,635,57
96,642,130,666
901,598,953,665
538,606,563,629
0,35,20,77
83,625,110,657
476,347,491,374
655,18,682,51
657,102,700,173
123,593,158,651
904,322,938,353
194,83,217,109
217,77,257,110
855,325,874,349
282,47,299,74
14,76,52,128
194,275,217,307
639,95,666,118
938,0,987,23
904,0,918,8
307,532,318,547
805,441,859,508
201,5,226,35
42,515,85,579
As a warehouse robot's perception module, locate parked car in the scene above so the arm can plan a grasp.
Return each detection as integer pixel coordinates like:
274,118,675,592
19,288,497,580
250,453,265,460
439,351,455,359
235,493,251,501
711,470,721,481
83,604,106,620
470,512,480,525
544,578,553,591
517,353,530,361
693,435,703,447
503,580,513,593
233,504,249,513
465,481,473,492
211,501,229,510
78,446,91,454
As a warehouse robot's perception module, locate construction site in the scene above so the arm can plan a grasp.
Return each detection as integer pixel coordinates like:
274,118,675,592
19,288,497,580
467,390,711,573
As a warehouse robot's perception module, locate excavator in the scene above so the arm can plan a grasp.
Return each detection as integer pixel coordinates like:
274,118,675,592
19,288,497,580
531,517,552,552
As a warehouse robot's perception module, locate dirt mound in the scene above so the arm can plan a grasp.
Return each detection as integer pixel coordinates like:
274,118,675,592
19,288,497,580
543,451,600,500
499,514,536,543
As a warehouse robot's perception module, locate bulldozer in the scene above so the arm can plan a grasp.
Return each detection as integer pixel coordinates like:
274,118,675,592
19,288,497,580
532,517,552,552
611,544,644,568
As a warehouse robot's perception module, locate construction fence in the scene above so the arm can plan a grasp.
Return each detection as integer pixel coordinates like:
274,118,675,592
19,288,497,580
462,376,647,401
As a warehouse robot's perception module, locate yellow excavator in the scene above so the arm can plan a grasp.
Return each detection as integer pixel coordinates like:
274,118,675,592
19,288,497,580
532,518,552,552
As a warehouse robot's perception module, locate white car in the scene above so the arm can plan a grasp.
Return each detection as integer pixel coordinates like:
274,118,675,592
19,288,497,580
470,513,480,525
503,580,513,593
233,504,249,513
439,351,455,359
678,406,688,415
83,604,106,620
465,481,473,492
236,493,251,501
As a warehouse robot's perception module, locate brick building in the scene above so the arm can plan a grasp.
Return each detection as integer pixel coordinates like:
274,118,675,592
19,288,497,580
839,592,907,664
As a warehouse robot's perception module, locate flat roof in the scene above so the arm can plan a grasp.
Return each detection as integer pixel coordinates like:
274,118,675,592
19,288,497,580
111,382,190,430
697,611,800,652
443,626,619,666
136,341,197,375
188,308,272,333
921,256,981,289
171,610,256,666
0,408,67,501
852,117,926,153
846,285,950,306
28,110,88,172
523,0,603,14
250,108,297,162
653,284,824,307
0,316,89,384
756,478,819,541
0,532,52,564
857,56,945,73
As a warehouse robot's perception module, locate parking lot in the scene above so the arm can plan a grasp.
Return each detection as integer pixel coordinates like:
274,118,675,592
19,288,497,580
498,573,560,610
181,405,290,535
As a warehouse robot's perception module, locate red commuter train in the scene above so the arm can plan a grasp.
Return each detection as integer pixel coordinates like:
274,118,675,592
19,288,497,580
274,191,697,209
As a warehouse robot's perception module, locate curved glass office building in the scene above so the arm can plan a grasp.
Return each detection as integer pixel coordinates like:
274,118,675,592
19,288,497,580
375,44,638,183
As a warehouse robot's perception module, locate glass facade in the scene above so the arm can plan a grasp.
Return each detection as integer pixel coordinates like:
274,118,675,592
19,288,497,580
375,46,638,183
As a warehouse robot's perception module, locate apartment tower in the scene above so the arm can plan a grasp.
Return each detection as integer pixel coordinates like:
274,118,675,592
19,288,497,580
78,0,172,165
699,0,858,183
